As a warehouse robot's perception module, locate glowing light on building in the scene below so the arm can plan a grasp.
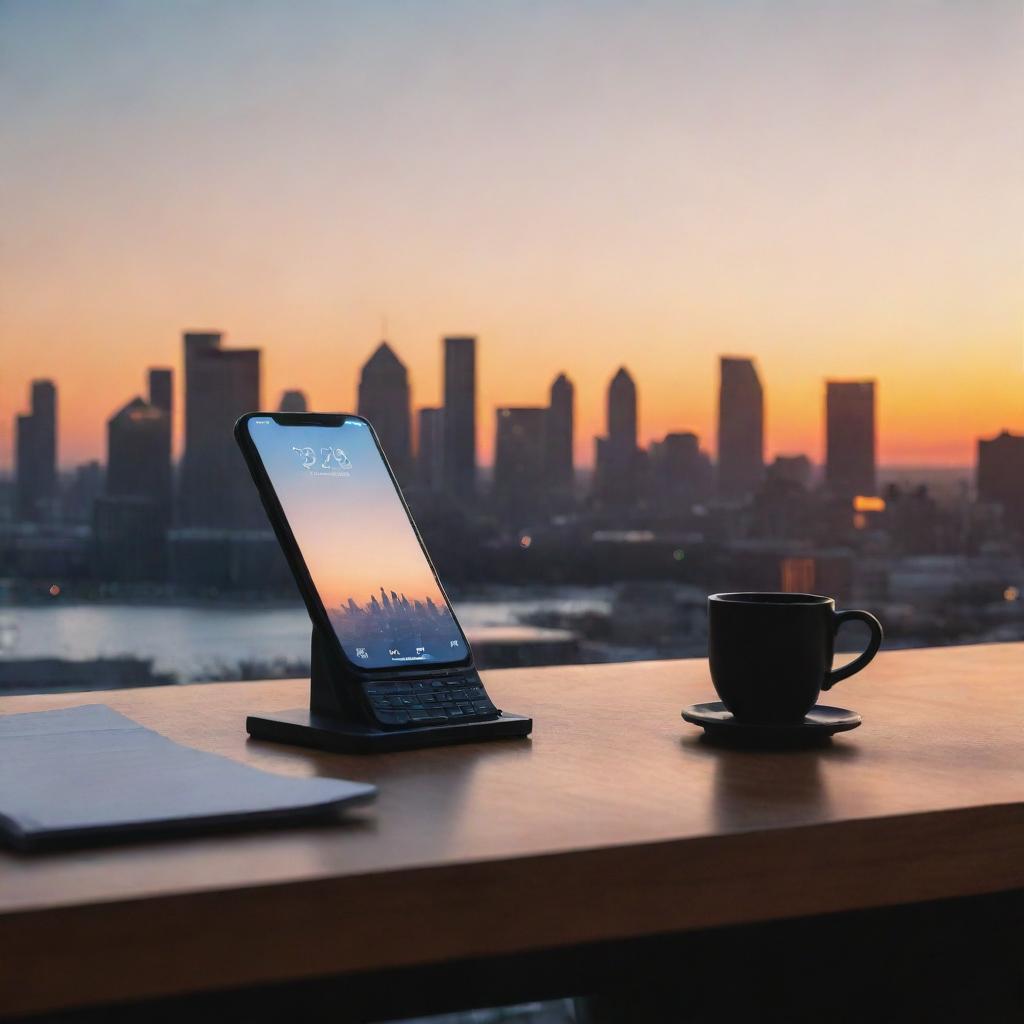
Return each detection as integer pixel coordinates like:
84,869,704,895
853,495,886,513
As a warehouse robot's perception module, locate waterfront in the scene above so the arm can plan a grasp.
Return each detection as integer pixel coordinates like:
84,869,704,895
0,588,613,682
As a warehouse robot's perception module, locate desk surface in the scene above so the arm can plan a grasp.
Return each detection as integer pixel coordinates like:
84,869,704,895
2,643,1023,1016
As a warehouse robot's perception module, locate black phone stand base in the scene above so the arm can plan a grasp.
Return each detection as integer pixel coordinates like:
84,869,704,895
246,708,532,755
245,629,533,754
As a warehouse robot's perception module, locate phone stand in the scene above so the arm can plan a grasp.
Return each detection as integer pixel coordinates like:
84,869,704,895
246,628,533,754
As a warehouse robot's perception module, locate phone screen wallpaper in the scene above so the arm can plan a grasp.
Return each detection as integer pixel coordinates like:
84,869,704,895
248,418,466,669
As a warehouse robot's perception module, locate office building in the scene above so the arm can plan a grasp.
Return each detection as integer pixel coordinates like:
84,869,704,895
443,335,477,499
14,380,57,523
717,357,763,501
277,390,308,413
825,380,876,499
594,367,639,504
545,373,575,498
178,331,261,528
493,407,547,521
649,432,713,504
106,396,173,519
148,368,173,418
357,342,412,483
62,460,104,524
93,496,167,582
768,454,813,490
416,407,444,493
977,430,1024,533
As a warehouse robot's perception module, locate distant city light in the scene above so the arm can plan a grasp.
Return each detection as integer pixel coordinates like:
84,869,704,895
852,512,868,530
48,584,61,597
673,549,685,561
1005,586,1020,602
853,495,886,512
519,535,532,549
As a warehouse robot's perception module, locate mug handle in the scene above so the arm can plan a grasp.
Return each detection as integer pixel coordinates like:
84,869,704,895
822,610,883,690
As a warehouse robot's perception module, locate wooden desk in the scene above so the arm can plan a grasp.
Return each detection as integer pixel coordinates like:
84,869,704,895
1,643,1023,1019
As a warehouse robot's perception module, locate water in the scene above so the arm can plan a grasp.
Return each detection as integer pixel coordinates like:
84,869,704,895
0,589,612,681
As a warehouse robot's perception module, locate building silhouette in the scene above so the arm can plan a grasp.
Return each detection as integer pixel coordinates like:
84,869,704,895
357,342,412,483
148,368,172,417
768,454,813,490
594,367,639,504
277,389,308,413
825,380,876,499
178,331,261,528
649,431,713,504
494,407,547,521
977,430,1024,533
545,373,575,499
443,335,477,499
106,397,172,515
416,407,444,494
717,356,764,501
14,380,57,523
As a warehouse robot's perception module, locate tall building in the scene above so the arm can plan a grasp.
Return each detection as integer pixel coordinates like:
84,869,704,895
277,389,308,413
416,407,444,493
442,335,477,499
977,430,1024,533
767,454,813,490
106,396,173,518
357,342,412,482
147,366,173,495
825,380,876,499
148,368,173,417
594,367,639,504
717,357,764,501
178,331,261,528
493,407,547,521
649,432,713,504
545,373,574,497
14,380,57,522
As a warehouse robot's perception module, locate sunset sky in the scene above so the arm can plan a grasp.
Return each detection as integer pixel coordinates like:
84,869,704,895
1,0,1021,470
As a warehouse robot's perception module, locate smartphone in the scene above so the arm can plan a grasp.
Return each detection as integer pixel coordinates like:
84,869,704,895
235,412,498,729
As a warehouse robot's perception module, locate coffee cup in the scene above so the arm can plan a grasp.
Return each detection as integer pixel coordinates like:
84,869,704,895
708,592,883,723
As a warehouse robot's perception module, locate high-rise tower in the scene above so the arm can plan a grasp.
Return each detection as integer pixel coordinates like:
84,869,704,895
442,335,477,499
545,372,575,499
357,341,412,483
178,331,261,528
594,367,640,504
825,380,876,499
14,380,57,522
717,356,764,501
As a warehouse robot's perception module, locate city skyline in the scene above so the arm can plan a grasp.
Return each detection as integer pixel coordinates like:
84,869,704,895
6,336,1022,486
2,2,1021,471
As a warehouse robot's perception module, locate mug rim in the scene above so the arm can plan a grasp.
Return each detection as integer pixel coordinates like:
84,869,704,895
709,592,833,607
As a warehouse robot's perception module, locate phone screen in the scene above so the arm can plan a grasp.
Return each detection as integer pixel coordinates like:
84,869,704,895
247,417,468,669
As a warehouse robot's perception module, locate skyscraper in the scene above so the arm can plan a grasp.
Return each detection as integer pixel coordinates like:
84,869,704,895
148,368,173,418
649,431,713,504
825,380,876,499
717,357,764,501
443,336,477,499
594,367,640,504
357,342,412,483
416,407,445,494
545,373,574,498
494,407,547,521
106,396,173,516
277,389,308,413
14,380,57,522
147,367,173,498
178,331,261,528
977,430,1024,533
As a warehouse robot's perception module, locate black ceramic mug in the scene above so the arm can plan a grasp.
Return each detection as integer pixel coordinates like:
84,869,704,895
708,593,883,723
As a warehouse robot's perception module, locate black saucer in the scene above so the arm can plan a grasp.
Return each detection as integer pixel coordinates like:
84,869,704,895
681,701,861,746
